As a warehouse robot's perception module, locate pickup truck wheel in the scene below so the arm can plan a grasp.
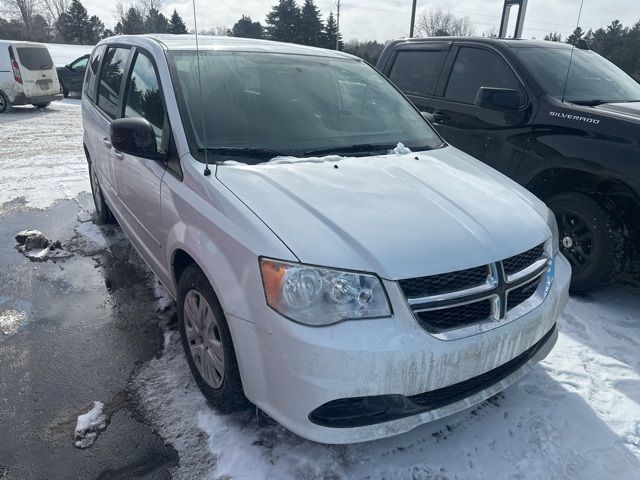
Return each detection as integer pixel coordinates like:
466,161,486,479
177,265,248,413
88,161,115,224
62,87,69,98
547,191,625,292
0,91,11,113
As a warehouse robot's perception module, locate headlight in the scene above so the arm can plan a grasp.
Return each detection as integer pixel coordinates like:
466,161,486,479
546,208,559,256
260,258,391,326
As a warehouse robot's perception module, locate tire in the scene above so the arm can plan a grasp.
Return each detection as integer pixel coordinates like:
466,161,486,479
177,265,248,413
33,102,50,109
88,160,115,224
62,87,69,98
547,191,626,292
0,90,11,114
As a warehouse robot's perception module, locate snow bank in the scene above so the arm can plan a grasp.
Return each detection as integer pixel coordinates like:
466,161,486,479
74,401,107,449
45,43,93,67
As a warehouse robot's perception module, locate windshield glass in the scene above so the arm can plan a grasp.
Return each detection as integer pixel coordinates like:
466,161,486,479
167,51,443,163
513,46,640,104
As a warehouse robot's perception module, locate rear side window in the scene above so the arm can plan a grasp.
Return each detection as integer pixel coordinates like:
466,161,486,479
445,47,523,104
16,47,53,70
84,45,105,102
388,50,447,97
98,47,130,118
124,51,166,151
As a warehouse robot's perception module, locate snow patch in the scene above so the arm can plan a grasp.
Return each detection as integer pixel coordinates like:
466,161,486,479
77,210,92,223
393,142,412,154
153,277,174,312
74,401,107,449
0,309,26,335
74,221,108,251
15,230,71,262
266,154,345,165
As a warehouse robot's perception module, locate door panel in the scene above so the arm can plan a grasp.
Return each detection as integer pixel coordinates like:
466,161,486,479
427,46,533,177
113,49,168,268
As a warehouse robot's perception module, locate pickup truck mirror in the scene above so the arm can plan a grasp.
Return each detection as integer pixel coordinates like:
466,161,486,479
475,87,521,111
110,118,158,159
65,64,73,71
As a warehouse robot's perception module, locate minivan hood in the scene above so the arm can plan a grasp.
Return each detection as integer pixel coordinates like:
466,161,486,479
216,147,550,280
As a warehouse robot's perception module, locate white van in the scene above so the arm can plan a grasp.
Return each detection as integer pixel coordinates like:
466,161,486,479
0,41,62,113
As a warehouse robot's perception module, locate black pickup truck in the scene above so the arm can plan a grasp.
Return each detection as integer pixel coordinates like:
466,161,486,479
377,38,640,291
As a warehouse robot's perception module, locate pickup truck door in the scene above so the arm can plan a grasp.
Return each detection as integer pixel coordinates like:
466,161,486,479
427,45,533,177
385,42,451,114
112,48,168,274
68,55,88,91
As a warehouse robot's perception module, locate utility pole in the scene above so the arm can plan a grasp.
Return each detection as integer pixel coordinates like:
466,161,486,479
410,0,417,37
335,0,341,50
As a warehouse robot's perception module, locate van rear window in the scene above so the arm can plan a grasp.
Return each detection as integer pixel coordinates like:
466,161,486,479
16,47,53,70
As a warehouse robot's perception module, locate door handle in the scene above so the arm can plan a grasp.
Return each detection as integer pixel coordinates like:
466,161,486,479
111,149,123,160
432,111,450,124
101,137,112,148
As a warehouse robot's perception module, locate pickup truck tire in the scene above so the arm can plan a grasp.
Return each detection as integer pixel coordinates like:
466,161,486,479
177,265,248,413
88,161,115,224
547,191,625,292
0,90,11,114
62,87,69,98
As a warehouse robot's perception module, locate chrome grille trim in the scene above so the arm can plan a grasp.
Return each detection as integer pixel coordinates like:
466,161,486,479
400,241,553,340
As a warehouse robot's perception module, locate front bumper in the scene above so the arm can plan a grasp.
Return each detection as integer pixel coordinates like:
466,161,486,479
230,254,570,444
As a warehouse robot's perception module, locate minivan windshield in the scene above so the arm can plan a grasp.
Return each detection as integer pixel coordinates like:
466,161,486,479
167,51,443,163
16,47,53,70
513,46,640,105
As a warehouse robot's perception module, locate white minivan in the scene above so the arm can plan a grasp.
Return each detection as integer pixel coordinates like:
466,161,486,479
0,41,62,113
82,35,570,444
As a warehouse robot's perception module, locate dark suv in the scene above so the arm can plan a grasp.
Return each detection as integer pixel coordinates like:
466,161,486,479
377,38,640,291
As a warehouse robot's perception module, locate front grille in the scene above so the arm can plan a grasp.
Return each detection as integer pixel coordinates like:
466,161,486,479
399,265,488,298
415,300,492,333
507,276,540,311
502,244,544,276
400,242,550,338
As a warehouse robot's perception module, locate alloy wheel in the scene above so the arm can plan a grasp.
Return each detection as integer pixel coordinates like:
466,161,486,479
558,211,593,274
183,289,225,389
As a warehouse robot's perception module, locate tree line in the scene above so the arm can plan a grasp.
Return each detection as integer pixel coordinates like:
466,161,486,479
545,21,640,80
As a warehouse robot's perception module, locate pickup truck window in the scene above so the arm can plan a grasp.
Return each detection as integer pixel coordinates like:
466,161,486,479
167,51,443,163
388,50,447,97
445,47,523,105
513,46,640,104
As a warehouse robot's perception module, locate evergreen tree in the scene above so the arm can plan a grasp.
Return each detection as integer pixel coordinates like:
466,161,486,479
144,7,168,33
87,15,104,43
231,15,263,39
565,26,584,45
265,0,301,43
543,32,562,42
114,7,145,35
168,9,188,34
57,0,98,45
0,17,25,40
299,0,323,46
322,12,342,50
31,14,52,42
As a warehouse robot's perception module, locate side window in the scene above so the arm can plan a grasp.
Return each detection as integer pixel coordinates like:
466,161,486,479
124,51,166,151
97,47,130,118
445,47,524,105
388,50,447,97
84,45,105,102
71,56,88,71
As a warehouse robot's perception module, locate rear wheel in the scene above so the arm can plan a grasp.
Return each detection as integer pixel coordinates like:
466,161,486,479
0,91,11,113
88,161,115,224
33,102,50,109
547,191,626,292
177,265,248,413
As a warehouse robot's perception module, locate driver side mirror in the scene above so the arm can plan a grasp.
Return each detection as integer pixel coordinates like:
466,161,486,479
110,117,158,159
65,64,73,71
475,87,521,111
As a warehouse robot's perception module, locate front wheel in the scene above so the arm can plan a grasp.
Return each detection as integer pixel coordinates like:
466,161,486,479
88,161,115,224
177,265,248,413
547,191,626,292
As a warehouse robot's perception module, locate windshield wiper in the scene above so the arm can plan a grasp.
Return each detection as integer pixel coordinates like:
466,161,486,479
198,147,285,159
305,143,405,157
567,99,612,106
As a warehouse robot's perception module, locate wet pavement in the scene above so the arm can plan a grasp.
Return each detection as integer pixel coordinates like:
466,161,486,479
0,194,178,479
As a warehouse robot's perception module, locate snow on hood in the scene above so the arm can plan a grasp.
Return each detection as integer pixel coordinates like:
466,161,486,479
217,146,550,279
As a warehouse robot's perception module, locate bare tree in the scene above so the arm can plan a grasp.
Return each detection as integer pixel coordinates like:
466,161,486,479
42,0,67,23
483,27,499,38
415,8,476,37
0,0,43,40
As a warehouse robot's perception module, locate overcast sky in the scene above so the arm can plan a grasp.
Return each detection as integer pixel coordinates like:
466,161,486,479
82,0,640,42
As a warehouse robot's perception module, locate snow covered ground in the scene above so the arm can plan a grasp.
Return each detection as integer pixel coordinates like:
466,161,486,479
2,100,639,479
